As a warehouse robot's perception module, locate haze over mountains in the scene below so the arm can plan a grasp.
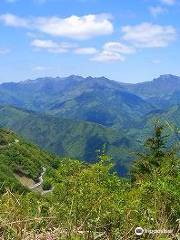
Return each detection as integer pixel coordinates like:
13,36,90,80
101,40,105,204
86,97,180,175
0,74,179,174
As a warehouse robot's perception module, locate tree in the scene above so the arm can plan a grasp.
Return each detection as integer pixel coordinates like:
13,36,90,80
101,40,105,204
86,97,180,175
131,120,177,181
126,121,180,238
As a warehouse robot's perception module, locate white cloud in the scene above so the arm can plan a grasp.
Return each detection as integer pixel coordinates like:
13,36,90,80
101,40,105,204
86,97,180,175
31,39,58,49
149,6,167,17
0,13,113,40
160,0,176,5
35,14,113,39
92,51,125,62
92,41,135,62
32,39,133,62
74,47,97,55
0,13,29,27
31,39,77,53
122,22,176,48
103,42,135,54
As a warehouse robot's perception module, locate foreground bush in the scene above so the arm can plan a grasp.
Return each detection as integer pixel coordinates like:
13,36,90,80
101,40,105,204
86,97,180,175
0,122,179,239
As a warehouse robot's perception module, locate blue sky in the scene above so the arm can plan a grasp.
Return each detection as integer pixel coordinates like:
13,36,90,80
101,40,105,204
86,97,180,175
0,0,179,83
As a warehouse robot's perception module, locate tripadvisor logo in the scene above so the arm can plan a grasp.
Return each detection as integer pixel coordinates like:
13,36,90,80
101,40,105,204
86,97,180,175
135,226,174,236
135,227,144,236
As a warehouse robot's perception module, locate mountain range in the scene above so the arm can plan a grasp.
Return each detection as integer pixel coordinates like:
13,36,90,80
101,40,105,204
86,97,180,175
0,74,179,174
0,75,154,128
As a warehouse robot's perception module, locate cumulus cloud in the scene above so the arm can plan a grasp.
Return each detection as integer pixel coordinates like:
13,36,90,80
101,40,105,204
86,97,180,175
35,14,113,39
92,51,125,62
0,13,113,40
0,12,176,64
32,39,58,49
92,22,177,63
149,6,167,17
0,13,29,27
103,42,135,54
31,39,77,53
74,47,97,55
122,22,176,48
92,41,135,62
32,38,129,62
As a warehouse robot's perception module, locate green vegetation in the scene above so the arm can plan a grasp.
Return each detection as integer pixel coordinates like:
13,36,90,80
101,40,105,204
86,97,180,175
0,75,180,175
0,128,55,194
0,75,180,239
0,122,179,239
0,106,134,173
0,76,153,127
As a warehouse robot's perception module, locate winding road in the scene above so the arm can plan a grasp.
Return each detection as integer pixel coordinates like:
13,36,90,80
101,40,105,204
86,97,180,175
31,167,46,189
31,167,54,194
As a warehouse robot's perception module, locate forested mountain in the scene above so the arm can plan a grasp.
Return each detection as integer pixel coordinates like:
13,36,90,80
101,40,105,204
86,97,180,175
0,74,180,239
0,76,153,128
125,74,180,99
0,74,179,114
0,106,134,174
0,74,179,175
124,74,180,108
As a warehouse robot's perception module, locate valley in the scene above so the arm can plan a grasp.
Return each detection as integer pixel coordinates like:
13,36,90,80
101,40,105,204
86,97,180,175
0,74,179,239
1,0,179,238
0,74,179,175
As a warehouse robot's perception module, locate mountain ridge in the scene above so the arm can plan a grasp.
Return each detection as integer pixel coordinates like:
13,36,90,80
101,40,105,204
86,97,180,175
1,73,179,85
0,74,179,176
0,75,154,127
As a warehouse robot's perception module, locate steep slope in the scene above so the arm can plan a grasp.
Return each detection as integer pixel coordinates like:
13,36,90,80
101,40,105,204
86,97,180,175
0,128,54,193
0,106,135,173
0,76,154,128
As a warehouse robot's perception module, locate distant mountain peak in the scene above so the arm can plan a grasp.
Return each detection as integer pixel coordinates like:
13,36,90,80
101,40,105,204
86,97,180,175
66,75,84,80
154,74,180,82
125,74,180,100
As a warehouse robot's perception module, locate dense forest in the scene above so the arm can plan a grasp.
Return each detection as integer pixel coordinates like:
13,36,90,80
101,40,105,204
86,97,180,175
0,121,179,239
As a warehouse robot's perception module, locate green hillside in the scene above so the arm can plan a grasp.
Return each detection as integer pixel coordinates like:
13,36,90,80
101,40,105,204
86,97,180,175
0,106,134,173
0,75,179,177
0,123,179,239
1,104,179,176
0,128,55,193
